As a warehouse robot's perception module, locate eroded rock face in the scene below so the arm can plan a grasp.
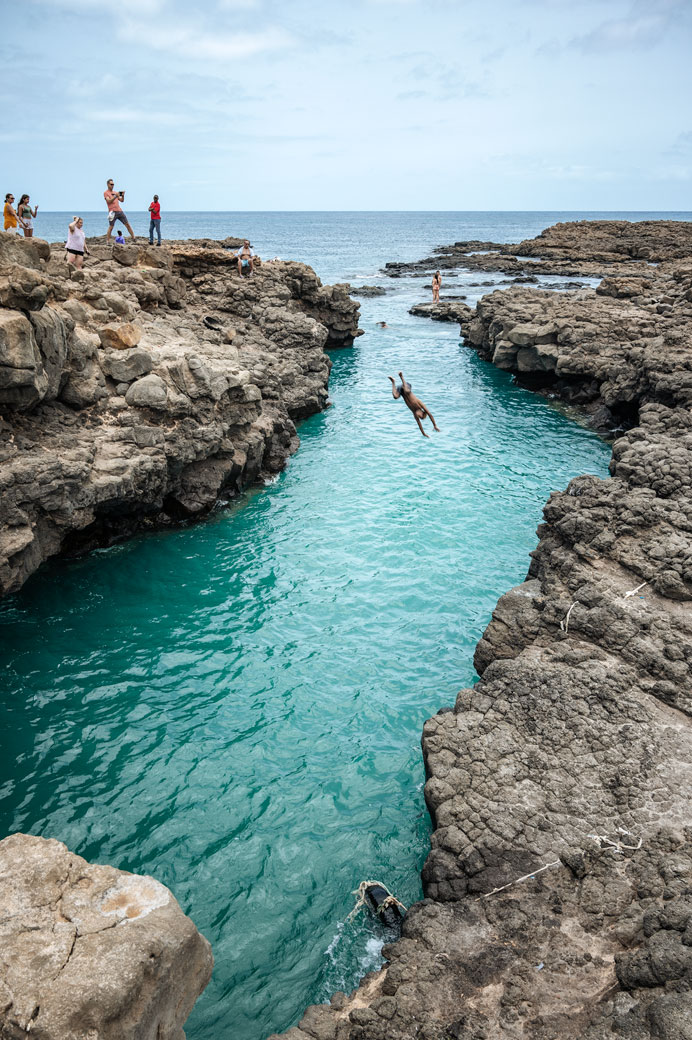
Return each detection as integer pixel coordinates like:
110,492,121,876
272,223,692,1039
0,235,361,596
0,833,212,1040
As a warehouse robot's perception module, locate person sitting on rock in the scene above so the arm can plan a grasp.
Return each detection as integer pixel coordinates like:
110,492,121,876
115,229,125,244
236,240,255,276
432,270,441,303
388,371,440,438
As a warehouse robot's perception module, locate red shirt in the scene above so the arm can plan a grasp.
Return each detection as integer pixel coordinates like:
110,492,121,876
149,202,161,219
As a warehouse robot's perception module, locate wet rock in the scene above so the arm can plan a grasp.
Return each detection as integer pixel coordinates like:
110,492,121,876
408,301,473,323
349,285,388,297
0,833,212,1040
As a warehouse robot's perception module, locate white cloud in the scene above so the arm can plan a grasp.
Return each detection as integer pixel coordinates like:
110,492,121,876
117,17,293,60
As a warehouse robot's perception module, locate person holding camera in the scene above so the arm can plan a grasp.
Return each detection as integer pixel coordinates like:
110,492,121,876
104,178,135,242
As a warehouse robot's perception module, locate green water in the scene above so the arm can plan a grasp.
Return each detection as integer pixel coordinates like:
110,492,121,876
0,295,612,1038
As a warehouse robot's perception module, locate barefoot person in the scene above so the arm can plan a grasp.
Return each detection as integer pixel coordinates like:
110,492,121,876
236,240,254,276
17,195,38,238
104,178,135,241
432,270,441,303
388,371,440,438
3,193,25,233
66,216,89,269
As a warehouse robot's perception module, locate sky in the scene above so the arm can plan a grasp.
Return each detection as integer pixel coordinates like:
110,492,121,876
2,0,691,210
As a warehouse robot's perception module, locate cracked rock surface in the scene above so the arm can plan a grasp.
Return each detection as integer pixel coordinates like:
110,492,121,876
0,833,213,1040
0,236,361,597
270,223,692,1039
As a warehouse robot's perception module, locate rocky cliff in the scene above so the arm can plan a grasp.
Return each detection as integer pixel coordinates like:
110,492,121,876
271,222,692,1039
0,833,213,1040
0,236,360,597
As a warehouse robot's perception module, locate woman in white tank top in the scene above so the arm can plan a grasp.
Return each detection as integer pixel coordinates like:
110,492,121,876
66,217,89,269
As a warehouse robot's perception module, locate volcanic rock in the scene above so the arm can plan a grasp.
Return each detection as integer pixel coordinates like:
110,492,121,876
0,237,361,597
0,833,212,1040
408,300,473,322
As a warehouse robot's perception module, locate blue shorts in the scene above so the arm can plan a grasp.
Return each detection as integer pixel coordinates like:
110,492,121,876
241,258,250,268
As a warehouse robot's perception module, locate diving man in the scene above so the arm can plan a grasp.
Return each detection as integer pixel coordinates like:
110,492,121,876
388,371,440,438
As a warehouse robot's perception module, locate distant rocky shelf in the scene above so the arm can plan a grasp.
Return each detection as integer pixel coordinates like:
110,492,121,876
0,236,361,598
274,221,692,1040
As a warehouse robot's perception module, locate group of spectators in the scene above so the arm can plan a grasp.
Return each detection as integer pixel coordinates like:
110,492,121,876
4,179,257,276
3,193,38,236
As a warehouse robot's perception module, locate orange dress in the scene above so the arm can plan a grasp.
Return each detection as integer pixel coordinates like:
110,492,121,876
4,203,18,230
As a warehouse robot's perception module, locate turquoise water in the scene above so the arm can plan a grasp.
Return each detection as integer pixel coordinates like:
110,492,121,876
0,215,614,1039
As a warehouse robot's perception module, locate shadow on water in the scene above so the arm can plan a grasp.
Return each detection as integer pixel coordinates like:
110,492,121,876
0,216,614,1040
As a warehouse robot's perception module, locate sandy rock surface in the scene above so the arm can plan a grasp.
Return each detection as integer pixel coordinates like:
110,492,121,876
0,236,361,597
273,222,692,1039
0,833,212,1040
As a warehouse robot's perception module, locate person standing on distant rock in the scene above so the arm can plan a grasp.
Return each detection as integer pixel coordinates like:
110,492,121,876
66,216,89,269
17,195,38,238
148,194,162,246
432,270,441,303
3,193,25,233
236,240,255,276
388,371,440,438
104,178,135,242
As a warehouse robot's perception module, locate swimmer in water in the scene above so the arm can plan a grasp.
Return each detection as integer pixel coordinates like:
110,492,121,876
376,321,388,328
388,371,440,438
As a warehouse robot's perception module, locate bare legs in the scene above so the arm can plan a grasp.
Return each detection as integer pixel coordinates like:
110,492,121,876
107,218,135,241
390,371,440,437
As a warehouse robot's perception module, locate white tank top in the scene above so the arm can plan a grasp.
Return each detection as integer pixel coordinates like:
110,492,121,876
66,226,85,251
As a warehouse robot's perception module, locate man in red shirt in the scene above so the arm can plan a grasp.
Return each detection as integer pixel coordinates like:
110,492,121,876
104,178,135,241
148,195,162,246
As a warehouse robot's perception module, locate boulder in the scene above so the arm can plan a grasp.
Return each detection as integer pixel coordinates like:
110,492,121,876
0,234,44,271
125,373,168,409
596,276,644,298
0,833,213,1040
101,347,154,383
60,328,107,409
0,309,47,409
112,243,137,267
0,264,50,311
98,322,143,350
507,323,542,346
29,305,71,400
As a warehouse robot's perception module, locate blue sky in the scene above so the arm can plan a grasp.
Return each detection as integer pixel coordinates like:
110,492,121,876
2,0,691,210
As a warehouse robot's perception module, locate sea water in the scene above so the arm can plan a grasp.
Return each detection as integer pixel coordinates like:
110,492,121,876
0,212,658,1039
